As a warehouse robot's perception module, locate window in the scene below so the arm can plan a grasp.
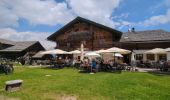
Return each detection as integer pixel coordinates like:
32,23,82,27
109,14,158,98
147,54,154,60
159,54,166,61
136,54,143,60
67,43,70,47
99,39,105,47
94,35,97,39
75,28,79,32
66,30,71,34
84,27,89,31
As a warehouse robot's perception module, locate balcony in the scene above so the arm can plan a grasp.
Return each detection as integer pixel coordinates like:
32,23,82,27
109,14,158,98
67,31,92,42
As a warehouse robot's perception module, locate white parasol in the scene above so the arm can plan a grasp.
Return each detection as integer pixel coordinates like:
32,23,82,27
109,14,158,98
40,49,69,54
144,48,166,54
84,52,101,57
113,53,123,57
69,50,81,54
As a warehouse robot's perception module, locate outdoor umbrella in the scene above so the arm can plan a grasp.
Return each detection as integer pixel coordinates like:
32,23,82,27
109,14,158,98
165,47,170,52
69,50,81,54
95,49,110,54
144,48,166,54
84,52,101,57
106,47,131,66
144,48,166,61
106,47,131,54
95,49,110,58
40,49,69,54
113,53,123,57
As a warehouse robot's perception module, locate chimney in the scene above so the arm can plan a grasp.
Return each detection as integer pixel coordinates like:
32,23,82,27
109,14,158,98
131,27,135,32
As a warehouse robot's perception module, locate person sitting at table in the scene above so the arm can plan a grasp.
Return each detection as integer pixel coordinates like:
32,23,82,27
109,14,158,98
100,59,104,71
80,57,89,71
109,60,114,67
65,57,69,67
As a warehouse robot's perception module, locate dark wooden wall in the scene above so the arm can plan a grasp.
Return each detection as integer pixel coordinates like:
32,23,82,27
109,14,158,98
55,22,120,51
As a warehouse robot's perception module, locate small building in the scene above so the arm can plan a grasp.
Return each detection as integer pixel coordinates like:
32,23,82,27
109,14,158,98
120,29,170,61
0,40,45,60
32,51,53,60
120,29,170,50
47,16,122,51
0,38,15,50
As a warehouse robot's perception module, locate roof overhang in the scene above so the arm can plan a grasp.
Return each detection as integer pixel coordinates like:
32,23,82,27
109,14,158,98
47,16,122,42
120,40,170,44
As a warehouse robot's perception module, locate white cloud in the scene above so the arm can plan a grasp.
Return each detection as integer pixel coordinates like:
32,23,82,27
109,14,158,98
141,0,170,26
66,0,121,27
0,0,75,26
163,0,170,6
142,8,170,26
0,0,130,50
0,28,55,50
0,1,19,27
111,13,129,19
0,0,123,28
117,21,134,30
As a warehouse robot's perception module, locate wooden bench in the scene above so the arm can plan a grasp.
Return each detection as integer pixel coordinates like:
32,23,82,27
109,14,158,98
5,80,23,92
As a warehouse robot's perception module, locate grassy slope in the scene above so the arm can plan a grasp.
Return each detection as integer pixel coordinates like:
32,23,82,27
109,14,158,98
0,67,170,100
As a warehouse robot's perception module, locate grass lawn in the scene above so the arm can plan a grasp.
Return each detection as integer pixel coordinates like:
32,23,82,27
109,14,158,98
0,66,170,100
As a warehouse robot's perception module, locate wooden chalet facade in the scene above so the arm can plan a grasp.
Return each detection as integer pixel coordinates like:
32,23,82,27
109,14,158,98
48,17,122,51
48,16,170,59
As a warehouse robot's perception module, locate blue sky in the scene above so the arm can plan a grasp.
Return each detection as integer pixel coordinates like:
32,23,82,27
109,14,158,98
0,0,170,49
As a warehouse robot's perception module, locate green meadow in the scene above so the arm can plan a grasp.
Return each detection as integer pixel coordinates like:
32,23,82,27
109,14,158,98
0,66,170,100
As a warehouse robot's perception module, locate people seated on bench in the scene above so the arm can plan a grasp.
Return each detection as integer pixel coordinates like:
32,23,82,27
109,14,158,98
80,57,90,72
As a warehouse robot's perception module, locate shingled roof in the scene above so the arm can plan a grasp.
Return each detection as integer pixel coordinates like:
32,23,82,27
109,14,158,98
120,30,170,43
47,16,122,41
0,38,15,45
0,41,39,52
32,51,45,58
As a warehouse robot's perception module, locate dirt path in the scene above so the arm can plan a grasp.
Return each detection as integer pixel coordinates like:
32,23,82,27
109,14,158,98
0,95,20,100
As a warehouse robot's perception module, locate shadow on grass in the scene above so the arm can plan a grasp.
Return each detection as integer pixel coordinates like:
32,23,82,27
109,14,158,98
41,66,63,70
79,70,122,74
40,65,77,70
0,70,5,75
41,66,123,75
147,71,170,76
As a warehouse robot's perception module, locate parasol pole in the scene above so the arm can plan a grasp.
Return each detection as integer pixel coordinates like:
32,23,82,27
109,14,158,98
114,52,116,67
80,42,84,61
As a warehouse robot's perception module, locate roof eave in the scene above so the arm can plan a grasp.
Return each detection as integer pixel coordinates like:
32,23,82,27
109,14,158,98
47,16,122,42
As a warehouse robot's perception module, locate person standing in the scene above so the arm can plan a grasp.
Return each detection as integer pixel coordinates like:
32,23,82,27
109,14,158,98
92,59,97,73
131,60,136,71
